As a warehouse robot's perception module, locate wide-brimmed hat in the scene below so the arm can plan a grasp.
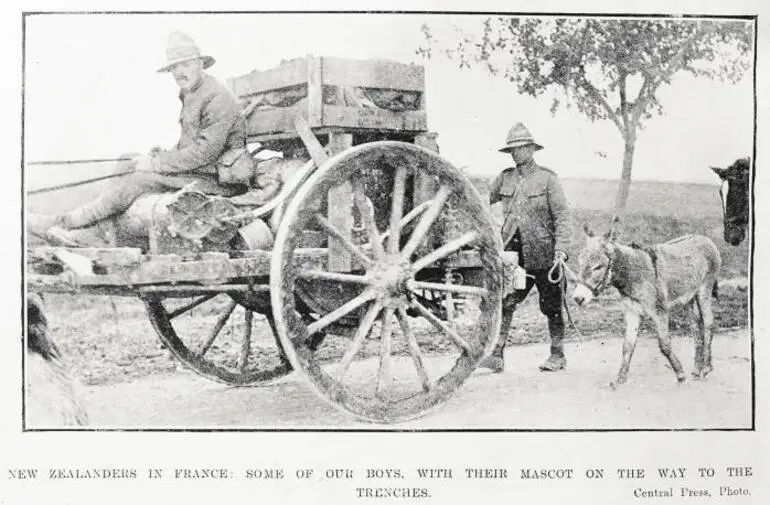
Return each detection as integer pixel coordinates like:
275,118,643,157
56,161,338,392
498,123,544,153
157,31,215,73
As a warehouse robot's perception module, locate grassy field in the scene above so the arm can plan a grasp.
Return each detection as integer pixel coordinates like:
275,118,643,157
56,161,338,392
29,172,751,386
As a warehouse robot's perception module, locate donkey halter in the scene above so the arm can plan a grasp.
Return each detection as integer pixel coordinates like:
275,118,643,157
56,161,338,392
582,245,614,297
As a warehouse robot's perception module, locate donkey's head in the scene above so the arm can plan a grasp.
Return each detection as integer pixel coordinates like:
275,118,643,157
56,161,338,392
711,157,750,246
572,218,619,306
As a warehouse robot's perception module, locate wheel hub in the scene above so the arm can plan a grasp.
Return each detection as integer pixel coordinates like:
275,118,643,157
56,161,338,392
370,257,412,299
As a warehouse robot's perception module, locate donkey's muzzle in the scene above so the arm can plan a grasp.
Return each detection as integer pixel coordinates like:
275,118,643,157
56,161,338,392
572,284,593,306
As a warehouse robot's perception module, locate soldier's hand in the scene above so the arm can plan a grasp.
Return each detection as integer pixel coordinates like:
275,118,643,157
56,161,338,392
132,154,155,173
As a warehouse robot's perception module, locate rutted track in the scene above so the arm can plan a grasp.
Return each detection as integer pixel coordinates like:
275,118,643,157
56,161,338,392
80,330,752,429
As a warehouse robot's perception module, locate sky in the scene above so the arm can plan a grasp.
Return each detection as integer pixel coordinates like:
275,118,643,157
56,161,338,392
23,13,754,185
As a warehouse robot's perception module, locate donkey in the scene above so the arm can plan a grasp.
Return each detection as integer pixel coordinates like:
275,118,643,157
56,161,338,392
572,220,721,388
711,157,750,246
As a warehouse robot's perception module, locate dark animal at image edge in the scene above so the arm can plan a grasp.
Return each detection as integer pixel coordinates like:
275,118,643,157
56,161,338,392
25,294,89,427
572,219,721,388
711,157,750,246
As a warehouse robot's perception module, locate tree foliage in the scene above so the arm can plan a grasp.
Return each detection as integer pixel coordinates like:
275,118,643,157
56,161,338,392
418,17,753,214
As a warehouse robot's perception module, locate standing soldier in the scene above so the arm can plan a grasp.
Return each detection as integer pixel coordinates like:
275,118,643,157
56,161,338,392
479,123,573,373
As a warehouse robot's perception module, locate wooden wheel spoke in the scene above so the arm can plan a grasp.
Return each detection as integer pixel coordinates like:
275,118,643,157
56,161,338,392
168,293,218,319
296,269,370,285
387,165,408,254
411,231,479,271
352,179,384,260
197,300,237,358
307,289,378,336
336,299,384,384
239,310,254,373
400,185,453,258
396,306,431,392
314,213,373,268
377,308,395,395
409,299,473,354
381,201,430,244
408,280,488,297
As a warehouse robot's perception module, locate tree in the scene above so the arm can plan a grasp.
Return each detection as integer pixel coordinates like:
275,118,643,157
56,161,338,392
418,17,753,216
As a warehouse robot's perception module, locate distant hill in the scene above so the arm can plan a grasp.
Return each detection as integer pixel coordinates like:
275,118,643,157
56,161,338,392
470,176,722,219
469,175,747,278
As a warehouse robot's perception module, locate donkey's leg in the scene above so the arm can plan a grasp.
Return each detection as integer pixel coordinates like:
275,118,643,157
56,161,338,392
653,310,686,383
694,285,716,378
688,300,705,377
611,307,641,389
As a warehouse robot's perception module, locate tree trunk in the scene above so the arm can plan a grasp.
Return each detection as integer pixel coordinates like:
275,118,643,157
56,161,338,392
613,131,636,217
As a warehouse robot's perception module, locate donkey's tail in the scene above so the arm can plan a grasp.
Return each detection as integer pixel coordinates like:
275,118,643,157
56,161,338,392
712,280,719,300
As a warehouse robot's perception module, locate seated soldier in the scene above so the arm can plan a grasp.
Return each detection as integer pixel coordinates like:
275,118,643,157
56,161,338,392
37,31,274,249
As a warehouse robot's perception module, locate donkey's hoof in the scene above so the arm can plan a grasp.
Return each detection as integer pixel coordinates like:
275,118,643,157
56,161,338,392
691,366,713,380
677,375,687,384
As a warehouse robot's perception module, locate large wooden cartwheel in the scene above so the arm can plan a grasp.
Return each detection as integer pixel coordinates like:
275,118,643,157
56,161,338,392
144,291,293,386
270,141,503,423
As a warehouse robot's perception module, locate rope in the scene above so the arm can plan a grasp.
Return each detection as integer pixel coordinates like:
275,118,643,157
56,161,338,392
26,157,134,166
27,170,136,195
547,257,585,344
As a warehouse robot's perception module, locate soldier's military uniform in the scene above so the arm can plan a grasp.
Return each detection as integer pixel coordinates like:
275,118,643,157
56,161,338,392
481,123,572,373
39,32,275,249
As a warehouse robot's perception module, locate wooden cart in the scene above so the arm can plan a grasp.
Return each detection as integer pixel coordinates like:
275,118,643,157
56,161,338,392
27,56,509,423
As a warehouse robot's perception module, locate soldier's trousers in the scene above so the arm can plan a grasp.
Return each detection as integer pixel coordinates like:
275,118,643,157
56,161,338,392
493,266,566,359
60,158,245,229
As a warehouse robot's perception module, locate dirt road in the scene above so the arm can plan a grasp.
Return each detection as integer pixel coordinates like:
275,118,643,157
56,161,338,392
81,329,752,430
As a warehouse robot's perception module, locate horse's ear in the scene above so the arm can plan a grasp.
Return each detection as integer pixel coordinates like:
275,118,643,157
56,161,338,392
711,166,728,179
583,223,594,237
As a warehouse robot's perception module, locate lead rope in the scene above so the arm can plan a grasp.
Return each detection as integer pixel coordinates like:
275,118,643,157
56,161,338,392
547,258,585,345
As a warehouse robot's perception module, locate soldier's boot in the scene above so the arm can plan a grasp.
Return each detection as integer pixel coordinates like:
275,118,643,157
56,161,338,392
55,196,113,230
539,315,567,372
27,214,64,240
46,219,117,248
478,304,515,373
44,197,116,247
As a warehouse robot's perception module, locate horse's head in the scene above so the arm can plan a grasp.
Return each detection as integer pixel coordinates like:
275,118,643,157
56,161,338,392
711,157,750,246
573,218,618,306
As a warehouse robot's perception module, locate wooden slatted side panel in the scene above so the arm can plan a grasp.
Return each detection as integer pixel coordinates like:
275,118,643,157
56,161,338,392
242,108,307,137
321,57,425,92
228,57,308,97
322,107,427,131
229,55,428,136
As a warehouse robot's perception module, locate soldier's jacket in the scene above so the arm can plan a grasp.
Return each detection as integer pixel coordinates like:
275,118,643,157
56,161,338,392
153,74,248,195
489,160,572,270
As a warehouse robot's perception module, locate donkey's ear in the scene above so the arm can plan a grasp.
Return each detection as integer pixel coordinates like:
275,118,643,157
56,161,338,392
604,216,621,241
583,223,594,237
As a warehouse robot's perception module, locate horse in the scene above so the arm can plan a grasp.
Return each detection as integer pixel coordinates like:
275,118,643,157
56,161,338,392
25,294,89,427
571,219,721,388
711,157,750,246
